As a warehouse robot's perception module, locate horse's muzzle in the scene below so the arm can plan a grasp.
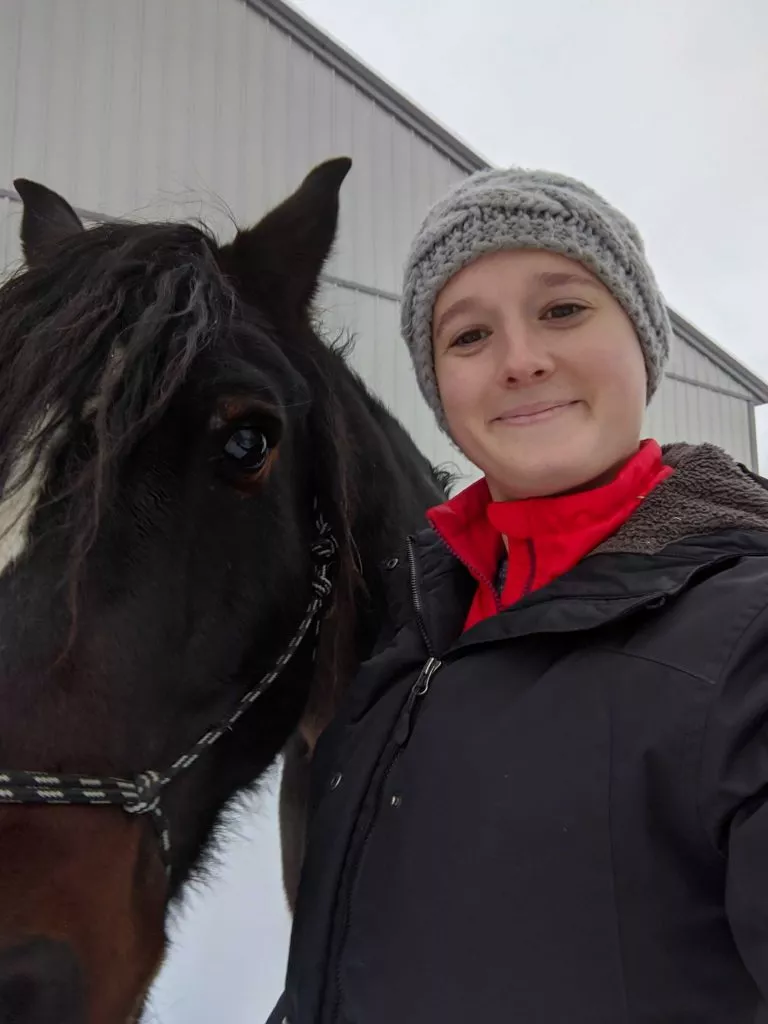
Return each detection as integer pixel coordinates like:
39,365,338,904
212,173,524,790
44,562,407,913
0,936,85,1024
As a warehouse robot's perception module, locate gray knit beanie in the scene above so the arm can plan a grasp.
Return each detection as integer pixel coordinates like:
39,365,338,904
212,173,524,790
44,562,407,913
401,167,672,431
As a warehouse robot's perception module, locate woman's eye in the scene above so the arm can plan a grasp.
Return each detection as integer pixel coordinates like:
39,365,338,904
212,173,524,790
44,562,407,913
542,303,587,321
451,327,489,348
223,427,270,471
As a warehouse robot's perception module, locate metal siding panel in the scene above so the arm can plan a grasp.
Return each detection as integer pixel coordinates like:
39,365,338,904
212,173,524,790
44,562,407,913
228,0,254,216
723,396,739,461
45,0,88,197
284,34,312,187
350,85,377,287
700,389,718,448
644,373,754,465
327,75,357,279
102,0,143,214
683,379,699,442
10,0,56,183
0,0,23,188
684,378,696,438
694,386,710,443
161,0,195,203
390,124,415,291
410,133,438,252
723,394,741,461
307,52,332,162
672,335,752,400
370,111,398,294
86,0,120,207
354,293,380,388
0,198,23,277
371,294,397,408
407,134,444,453
262,20,292,211
208,0,248,218
642,384,664,442
729,396,752,466
667,378,683,441
188,0,221,203
241,2,270,218
133,0,167,206
710,383,725,449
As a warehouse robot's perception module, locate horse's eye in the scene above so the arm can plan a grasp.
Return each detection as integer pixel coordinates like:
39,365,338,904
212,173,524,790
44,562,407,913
223,427,270,471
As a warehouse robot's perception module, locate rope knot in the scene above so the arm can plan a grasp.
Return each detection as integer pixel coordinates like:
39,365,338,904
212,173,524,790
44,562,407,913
124,770,165,815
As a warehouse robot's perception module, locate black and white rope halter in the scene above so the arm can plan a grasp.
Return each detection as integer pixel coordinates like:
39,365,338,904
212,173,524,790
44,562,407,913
0,511,337,874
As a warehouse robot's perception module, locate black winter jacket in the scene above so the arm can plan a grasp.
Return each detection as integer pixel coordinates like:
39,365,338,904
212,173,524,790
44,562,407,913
268,444,768,1024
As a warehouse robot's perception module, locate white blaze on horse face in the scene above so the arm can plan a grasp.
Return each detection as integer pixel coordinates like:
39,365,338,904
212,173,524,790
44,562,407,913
0,417,58,578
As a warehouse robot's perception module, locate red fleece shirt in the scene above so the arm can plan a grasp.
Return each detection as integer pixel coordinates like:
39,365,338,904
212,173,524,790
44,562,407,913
427,440,673,632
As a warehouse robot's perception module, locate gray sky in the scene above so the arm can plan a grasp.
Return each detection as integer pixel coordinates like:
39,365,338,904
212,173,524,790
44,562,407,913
148,3,768,1021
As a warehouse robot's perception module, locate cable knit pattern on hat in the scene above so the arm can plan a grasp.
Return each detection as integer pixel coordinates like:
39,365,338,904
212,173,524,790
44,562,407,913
400,168,673,432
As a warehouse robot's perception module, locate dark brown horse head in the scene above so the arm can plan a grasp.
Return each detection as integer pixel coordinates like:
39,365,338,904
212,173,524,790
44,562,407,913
0,157,393,1023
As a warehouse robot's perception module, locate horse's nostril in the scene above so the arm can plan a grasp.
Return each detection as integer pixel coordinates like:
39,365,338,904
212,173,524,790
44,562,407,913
0,937,85,1024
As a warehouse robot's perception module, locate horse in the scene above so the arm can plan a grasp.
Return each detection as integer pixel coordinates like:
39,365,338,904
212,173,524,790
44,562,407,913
0,157,448,1024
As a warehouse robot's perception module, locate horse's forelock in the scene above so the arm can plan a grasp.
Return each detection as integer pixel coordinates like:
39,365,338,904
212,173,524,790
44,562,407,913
0,221,236,583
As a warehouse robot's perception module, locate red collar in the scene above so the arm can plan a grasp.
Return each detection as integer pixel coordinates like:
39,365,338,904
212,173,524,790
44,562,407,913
427,440,673,624
486,438,670,539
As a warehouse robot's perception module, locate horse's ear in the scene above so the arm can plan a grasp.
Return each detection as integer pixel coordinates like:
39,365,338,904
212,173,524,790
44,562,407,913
13,178,85,264
222,156,352,319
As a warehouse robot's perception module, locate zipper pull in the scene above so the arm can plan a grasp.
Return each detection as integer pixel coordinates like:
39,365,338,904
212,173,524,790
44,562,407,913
393,657,441,746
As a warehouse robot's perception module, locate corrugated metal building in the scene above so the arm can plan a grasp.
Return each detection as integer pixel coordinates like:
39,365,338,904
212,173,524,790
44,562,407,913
2,0,767,485
2,2,768,1019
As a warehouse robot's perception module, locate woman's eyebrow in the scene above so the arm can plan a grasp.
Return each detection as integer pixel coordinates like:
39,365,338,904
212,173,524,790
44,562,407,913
434,296,478,337
536,271,601,290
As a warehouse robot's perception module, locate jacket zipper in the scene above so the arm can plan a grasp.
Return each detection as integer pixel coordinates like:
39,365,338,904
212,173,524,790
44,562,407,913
407,535,438,653
331,655,441,1022
392,656,441,745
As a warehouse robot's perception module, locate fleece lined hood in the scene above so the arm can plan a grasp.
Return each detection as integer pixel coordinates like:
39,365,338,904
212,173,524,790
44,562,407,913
595,443,768,556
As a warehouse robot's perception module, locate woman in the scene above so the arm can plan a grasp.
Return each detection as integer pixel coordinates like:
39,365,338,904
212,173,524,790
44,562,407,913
268,168,768,1023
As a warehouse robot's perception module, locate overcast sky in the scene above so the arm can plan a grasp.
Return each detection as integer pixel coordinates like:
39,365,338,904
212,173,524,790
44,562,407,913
148,2,768,1021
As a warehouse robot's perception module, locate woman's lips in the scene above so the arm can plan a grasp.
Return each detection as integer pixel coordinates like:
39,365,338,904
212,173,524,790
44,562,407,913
492,400,580,426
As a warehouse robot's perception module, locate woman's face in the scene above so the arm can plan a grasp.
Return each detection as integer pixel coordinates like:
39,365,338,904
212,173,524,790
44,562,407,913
432,249,648,500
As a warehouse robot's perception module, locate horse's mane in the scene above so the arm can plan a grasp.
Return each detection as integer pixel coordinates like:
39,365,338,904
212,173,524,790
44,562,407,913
0,221,237,590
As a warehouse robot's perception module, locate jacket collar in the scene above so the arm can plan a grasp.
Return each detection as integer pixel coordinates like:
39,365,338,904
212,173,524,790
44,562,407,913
404,444,768,657
409,527,768,657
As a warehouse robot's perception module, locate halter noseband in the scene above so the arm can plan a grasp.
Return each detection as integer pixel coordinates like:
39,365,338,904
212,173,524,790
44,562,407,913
0,512,337,874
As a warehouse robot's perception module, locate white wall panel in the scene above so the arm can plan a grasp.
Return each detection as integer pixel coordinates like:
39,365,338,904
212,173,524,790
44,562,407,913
0,200,22,276
668,329,753,399
645,375,753,466
316,281,477,485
